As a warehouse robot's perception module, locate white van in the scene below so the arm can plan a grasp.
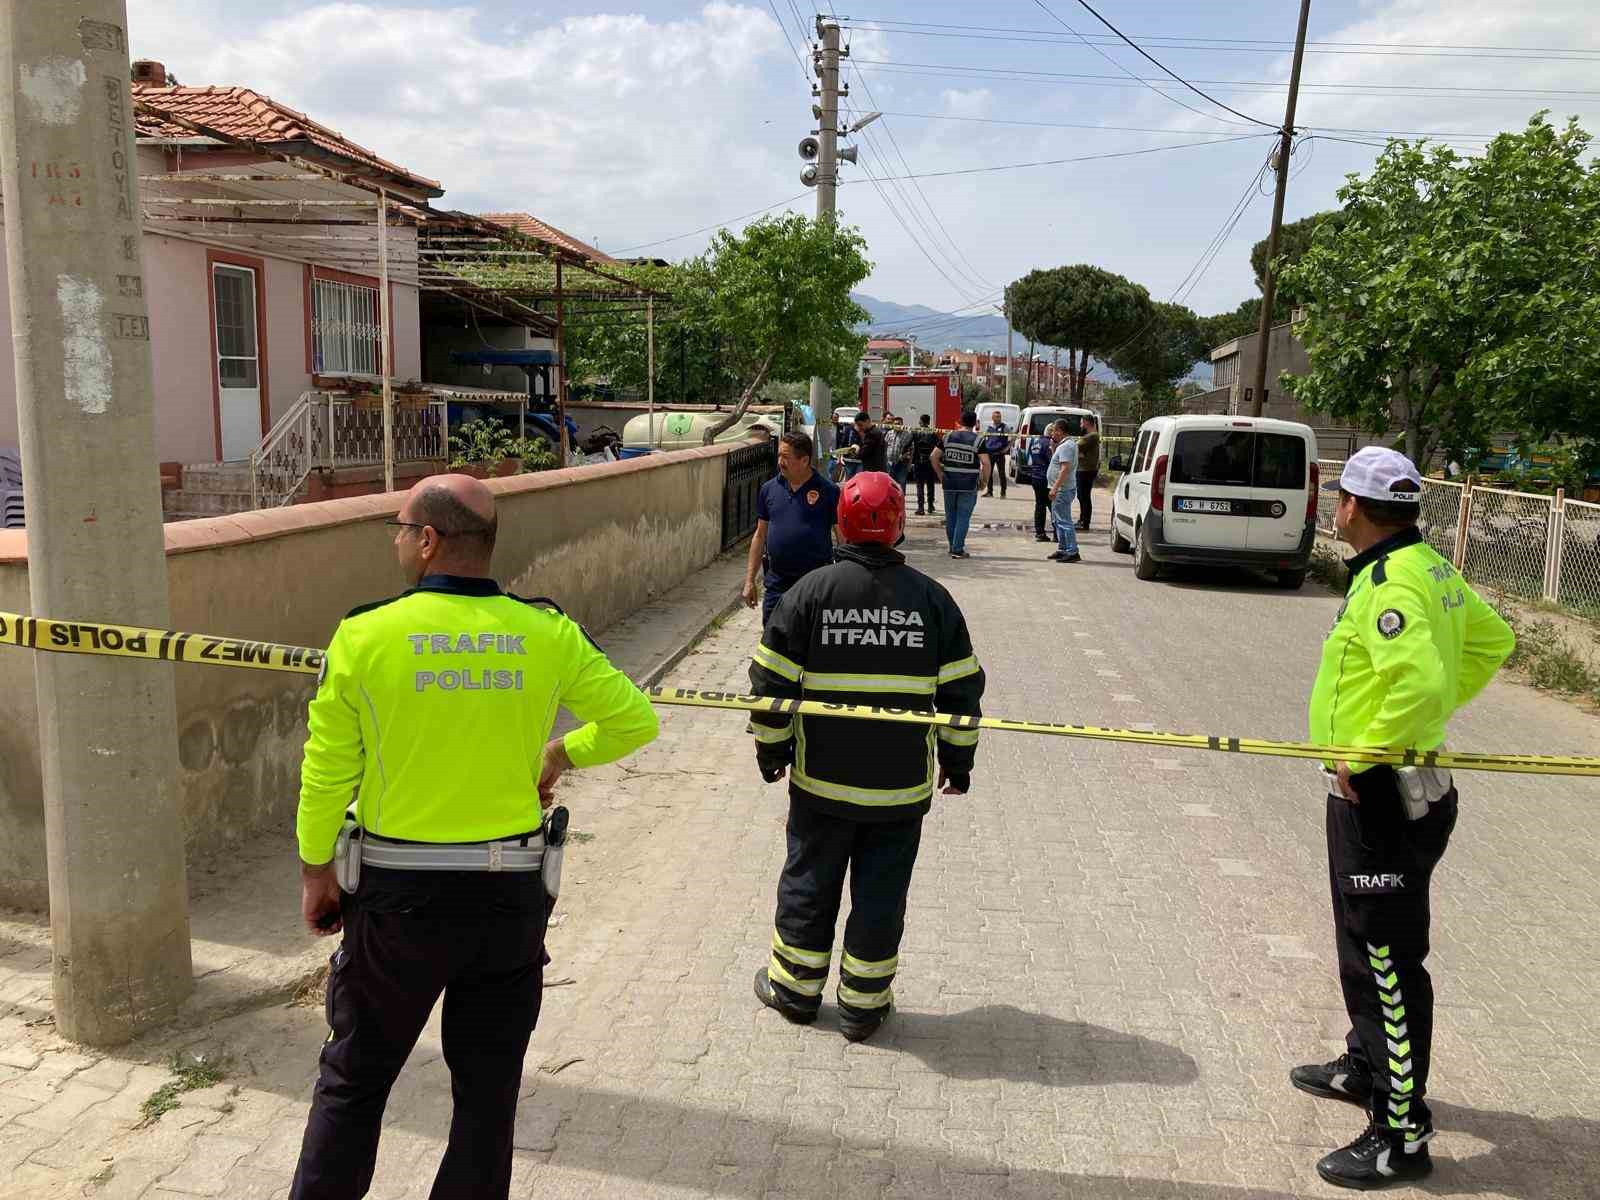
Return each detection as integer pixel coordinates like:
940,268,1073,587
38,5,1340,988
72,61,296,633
973,401,1020,434
1012,405,1102,483
1109,415,1319,588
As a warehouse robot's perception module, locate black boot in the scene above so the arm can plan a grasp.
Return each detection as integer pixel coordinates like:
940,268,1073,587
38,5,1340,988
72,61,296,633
838,1000,890,1043
1316,1121,1433,1190
753,966,817,1025
1291,1052,1374,1107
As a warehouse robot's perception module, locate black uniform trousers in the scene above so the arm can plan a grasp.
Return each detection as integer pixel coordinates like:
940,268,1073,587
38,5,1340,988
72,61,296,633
769,801,924,1019
915,463,938,514
1075,471,1095,529
1326,767,1457,1137
1031,479,1051,537
290,868,547,1200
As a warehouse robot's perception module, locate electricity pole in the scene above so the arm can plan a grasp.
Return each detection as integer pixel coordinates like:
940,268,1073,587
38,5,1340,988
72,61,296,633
809,17,843,465
0,0,192,1043
1249,0,1313,418
1004,308,1014,406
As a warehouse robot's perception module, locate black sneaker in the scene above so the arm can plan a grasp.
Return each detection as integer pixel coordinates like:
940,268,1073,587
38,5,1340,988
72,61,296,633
1034,532,1051,543
1316,1122,1433,1190
951,550,970,559
1060,553,1081,563
753,966,817,1025
1291,1052,1374,1106
1047,551,1065,561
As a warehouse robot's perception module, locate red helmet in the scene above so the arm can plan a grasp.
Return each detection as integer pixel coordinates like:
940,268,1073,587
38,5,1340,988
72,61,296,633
837,471,904,545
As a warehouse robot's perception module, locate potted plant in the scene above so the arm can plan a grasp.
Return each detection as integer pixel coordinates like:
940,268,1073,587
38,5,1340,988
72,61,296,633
394,379,430,408
448,419,517,477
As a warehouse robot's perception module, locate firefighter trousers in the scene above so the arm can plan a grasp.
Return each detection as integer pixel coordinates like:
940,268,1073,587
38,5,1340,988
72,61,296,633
768,800,924,1020
1326,767,1457,1137
290,869,546,1200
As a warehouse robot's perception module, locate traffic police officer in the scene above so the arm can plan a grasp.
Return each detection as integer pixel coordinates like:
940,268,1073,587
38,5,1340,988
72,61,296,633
291,474,659,1199
1293,448,1514,1190
747,471,985,1042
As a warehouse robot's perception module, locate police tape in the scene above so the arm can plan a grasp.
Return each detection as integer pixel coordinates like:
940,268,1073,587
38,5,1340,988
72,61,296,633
3,610,1598,779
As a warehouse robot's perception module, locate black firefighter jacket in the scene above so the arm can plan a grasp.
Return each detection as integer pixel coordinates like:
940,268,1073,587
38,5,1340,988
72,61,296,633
748,543,986,821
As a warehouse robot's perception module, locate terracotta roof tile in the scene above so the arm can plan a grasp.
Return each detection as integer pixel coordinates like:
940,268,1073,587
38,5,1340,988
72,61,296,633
131,83,439,193
479,212,617,264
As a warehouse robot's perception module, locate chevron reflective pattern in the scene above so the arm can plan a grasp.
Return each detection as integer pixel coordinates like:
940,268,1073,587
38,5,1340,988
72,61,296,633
1368,941,1421,1133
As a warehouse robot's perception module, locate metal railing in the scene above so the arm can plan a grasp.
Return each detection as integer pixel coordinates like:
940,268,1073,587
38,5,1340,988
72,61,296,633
721,441,776,551
1315,468,1600,621
251,391,447,508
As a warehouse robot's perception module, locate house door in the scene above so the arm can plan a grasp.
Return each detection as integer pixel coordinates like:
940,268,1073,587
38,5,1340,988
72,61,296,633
213,264,262,461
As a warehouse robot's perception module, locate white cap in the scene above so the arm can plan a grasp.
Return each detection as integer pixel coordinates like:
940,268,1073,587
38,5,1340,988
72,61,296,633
1322,446,1423,503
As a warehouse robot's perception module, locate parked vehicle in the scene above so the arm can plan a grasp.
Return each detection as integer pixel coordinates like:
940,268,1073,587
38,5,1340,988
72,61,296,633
973,401,1021,434
1011,405,1102,484
1109,415,1319,588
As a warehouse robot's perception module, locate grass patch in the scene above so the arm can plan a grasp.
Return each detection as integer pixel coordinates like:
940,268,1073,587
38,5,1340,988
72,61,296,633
1306,544,1347,593
568,830,596,845
136,1051,231,1127
1493,599,1600,705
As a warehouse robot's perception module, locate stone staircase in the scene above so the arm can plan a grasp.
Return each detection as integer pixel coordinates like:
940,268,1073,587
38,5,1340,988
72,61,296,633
162,462,272,521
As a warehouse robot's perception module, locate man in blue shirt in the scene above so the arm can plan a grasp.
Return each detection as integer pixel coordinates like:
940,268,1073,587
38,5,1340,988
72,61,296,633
1044,420,1081,563
742,431,839,624
931,410,989,559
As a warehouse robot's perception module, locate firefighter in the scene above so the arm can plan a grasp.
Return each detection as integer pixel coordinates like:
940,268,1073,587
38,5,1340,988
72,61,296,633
747,470,985,1042
290,474,659,1199
1294,448,1514,1190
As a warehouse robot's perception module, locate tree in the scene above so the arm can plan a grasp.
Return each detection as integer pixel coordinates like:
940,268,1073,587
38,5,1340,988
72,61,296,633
1199,295,1288,351
1250,210,1347,305
696,214,871,441
1107,302,1208,419
1005,265,1152,405
1281,114,1600,463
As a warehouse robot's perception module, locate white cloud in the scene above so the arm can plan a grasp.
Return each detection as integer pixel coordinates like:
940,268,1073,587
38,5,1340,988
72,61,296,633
939,88,994,120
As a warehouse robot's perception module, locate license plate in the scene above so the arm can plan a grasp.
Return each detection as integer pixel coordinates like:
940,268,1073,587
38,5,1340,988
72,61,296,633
1174,497,1239,514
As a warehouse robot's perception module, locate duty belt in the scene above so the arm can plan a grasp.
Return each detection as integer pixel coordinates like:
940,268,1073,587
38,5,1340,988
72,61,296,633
360,832,545,872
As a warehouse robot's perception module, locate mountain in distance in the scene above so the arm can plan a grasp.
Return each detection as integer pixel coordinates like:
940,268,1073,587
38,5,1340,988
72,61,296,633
852,292,1009,354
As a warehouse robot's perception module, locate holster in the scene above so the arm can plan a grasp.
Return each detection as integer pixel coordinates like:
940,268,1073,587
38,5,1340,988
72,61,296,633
541,806,568,903
1395,766,1453,821
333,817,362,893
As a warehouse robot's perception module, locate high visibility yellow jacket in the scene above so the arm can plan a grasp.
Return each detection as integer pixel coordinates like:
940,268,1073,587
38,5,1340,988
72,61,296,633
297,574,658,864
1309,527,1514,770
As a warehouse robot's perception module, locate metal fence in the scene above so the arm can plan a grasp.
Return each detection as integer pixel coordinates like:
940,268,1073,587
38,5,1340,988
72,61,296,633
252,391,448,507
1315,468,1600,620
721,441,776,551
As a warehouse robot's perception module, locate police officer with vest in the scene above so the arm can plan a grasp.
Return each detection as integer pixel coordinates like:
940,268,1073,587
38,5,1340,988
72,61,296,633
931,409,990,559
747,471,985,1041
1293,448,1513,1190
291,474,659,1199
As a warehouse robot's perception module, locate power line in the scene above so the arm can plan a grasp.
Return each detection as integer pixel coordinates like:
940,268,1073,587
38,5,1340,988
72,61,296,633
849,59,1600,101
1023,0,1263,130
836,17,1600,57
845,132,1273,182
1056,0,1277,128
842,22,1600,64
766,0,813,86
611,193,810,254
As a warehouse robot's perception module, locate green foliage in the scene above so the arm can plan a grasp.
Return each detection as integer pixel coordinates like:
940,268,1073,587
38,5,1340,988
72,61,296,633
1107,302,1208,418
1281,114,1600,464
1199,294,1290,350
1005,265,1152,404
959,377,991,409
138,1052,231,1128
448,418,516,468
512,435,559,472
1251,210,1348,301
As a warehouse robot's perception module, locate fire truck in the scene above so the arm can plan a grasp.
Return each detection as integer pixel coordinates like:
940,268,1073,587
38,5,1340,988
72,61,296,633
858,360,963,429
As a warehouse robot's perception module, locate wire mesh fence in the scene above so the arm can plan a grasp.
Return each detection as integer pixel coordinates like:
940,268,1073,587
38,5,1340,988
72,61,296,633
1417,478,1464,561
1556,498,1600,619
1315,460,1343,535
1460,486,1554,603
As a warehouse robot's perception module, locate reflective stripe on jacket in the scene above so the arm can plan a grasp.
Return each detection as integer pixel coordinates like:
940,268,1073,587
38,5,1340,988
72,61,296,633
748,544,985,820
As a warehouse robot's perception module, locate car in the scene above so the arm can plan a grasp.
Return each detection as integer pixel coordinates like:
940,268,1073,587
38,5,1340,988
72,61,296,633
1011,405,1102,484
1108,415,1319,589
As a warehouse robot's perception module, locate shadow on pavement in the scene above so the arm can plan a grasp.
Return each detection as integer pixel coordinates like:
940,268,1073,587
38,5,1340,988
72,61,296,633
884,1003,1200,1087
1420,1100,1600,1200
1158,565,1332,599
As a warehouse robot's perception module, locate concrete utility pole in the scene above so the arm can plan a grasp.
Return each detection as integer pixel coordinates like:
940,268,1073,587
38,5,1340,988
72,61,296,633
1249,0,1313,418
1004,308,1014,407
809,16,842,466
0,0,192,1043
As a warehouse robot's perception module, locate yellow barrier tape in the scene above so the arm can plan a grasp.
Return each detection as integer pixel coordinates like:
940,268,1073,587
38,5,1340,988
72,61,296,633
3,610,1597,778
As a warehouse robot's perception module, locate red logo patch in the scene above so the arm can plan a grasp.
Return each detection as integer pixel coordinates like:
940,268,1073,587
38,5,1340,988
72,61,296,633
806,490,820,505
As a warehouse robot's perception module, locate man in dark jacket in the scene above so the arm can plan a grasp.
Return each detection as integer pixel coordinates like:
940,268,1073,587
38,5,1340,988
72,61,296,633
747,471,985,1042
909,414,942,516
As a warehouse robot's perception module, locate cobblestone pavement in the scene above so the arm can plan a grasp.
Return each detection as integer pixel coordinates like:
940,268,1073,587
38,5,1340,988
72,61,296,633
1,491,1597,1199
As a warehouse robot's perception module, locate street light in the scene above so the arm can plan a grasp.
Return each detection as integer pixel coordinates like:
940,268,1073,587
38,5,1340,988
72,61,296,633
847,111,883,134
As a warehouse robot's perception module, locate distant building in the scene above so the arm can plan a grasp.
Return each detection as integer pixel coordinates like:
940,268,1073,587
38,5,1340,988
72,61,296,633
1186,314,1316,423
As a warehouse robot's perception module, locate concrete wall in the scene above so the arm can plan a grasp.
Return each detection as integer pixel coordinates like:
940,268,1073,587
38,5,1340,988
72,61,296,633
0,444,737,909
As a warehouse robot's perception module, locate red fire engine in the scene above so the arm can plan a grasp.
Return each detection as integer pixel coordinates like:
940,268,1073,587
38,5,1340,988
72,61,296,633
859,364,963,429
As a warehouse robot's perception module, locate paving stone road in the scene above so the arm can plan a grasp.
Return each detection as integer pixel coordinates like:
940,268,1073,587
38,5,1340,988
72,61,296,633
1,489,1596,1199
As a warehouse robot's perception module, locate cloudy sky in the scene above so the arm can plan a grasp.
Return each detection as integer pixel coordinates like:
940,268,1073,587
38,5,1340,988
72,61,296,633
125,0,1600,331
